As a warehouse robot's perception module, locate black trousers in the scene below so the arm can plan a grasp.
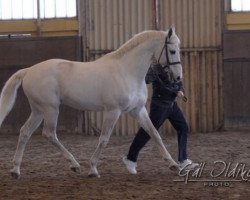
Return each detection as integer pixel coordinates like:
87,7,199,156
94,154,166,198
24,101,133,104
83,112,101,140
127,100,189,162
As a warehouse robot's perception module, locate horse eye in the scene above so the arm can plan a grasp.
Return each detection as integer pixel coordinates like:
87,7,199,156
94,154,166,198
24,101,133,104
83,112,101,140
170,50,176,55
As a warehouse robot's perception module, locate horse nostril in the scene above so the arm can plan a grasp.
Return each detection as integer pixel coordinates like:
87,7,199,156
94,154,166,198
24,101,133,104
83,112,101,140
177,76,180,80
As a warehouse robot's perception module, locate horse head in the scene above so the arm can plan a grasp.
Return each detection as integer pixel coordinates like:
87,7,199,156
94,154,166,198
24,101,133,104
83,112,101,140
154,27,183,82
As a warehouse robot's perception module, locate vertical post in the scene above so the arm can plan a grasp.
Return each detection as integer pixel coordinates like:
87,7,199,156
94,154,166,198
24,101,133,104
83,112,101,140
37,0,42,36
77,0,83,134
152,0,157,30
220,0,225,130
78,0,90,62
77,0,90,134
152,0,161,30
224,0,231,12
156,0,161,30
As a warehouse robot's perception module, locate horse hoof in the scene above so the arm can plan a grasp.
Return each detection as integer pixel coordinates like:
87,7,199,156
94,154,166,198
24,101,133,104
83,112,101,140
10,171,20,179
88,169,100,178
70,166,81,174
88,173,100,178
88,167,100,178
169,164,180,172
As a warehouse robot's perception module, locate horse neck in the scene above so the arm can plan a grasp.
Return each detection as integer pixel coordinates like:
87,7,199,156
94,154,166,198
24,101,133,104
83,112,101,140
119,41,161,81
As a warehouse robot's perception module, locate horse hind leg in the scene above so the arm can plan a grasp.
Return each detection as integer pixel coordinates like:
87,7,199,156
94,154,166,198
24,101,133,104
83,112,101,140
88,109,120,178
42,107,81,174
10,110,43,179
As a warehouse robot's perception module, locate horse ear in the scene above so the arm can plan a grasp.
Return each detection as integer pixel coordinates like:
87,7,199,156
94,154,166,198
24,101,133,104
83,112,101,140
167,26,176,38
167,28,173,39
171,26,175,33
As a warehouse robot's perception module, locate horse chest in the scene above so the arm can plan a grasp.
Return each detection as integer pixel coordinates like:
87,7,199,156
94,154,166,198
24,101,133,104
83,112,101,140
119,89,147,113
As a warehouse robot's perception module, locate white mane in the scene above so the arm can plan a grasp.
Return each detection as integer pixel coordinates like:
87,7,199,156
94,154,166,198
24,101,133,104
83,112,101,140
107,30,166,59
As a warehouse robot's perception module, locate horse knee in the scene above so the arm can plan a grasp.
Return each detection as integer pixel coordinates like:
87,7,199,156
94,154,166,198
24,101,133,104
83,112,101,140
99,140,108,149
42,131,48,138
42,131,56,143
99,135,110,148
149,130,161,141
19,127,31,142
20,124,29,135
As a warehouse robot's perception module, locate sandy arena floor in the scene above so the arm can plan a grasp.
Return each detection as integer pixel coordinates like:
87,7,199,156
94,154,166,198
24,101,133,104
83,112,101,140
0,131,249,200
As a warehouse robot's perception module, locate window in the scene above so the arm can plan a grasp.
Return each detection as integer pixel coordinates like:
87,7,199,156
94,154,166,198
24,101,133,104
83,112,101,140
0,0,77,20
40,0,77,19
231,0,250,12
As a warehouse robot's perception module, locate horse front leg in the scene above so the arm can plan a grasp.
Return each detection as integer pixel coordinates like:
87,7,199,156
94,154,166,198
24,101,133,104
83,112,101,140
88,109,121,178
131,106,179,171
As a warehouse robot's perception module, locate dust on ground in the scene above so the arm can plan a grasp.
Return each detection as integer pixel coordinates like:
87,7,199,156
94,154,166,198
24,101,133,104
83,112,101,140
0,131,249,200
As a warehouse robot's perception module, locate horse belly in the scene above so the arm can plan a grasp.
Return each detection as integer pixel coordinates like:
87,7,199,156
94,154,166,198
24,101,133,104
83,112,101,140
60,82,106,111
61,93,104,111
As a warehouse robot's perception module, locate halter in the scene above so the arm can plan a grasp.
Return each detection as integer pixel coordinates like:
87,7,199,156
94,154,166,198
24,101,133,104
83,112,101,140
157,37,181,70
152,36,187,102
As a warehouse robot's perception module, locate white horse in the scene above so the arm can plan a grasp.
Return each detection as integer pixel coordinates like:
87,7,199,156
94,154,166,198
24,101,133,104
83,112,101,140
0,28,182,179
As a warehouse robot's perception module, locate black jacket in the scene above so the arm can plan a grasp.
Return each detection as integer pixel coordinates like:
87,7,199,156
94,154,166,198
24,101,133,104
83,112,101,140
145,65,184,102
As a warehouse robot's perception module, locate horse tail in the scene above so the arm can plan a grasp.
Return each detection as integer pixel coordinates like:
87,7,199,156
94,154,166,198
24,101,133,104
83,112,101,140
0,68,28,127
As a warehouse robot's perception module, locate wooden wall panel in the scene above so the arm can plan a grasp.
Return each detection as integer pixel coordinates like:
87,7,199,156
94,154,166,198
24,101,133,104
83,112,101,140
224,31,250,129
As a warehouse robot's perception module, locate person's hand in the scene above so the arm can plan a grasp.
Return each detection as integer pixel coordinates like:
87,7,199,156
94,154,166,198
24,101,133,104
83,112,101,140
177,91,188,102
177,91,184,99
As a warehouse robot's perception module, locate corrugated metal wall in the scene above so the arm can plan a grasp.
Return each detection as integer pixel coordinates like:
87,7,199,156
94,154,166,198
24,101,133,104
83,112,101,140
159,0,222,47
83,0,154,60
79,0,224,135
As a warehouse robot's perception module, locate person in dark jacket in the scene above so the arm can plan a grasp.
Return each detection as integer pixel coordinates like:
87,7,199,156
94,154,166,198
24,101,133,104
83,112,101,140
123,62,198,174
